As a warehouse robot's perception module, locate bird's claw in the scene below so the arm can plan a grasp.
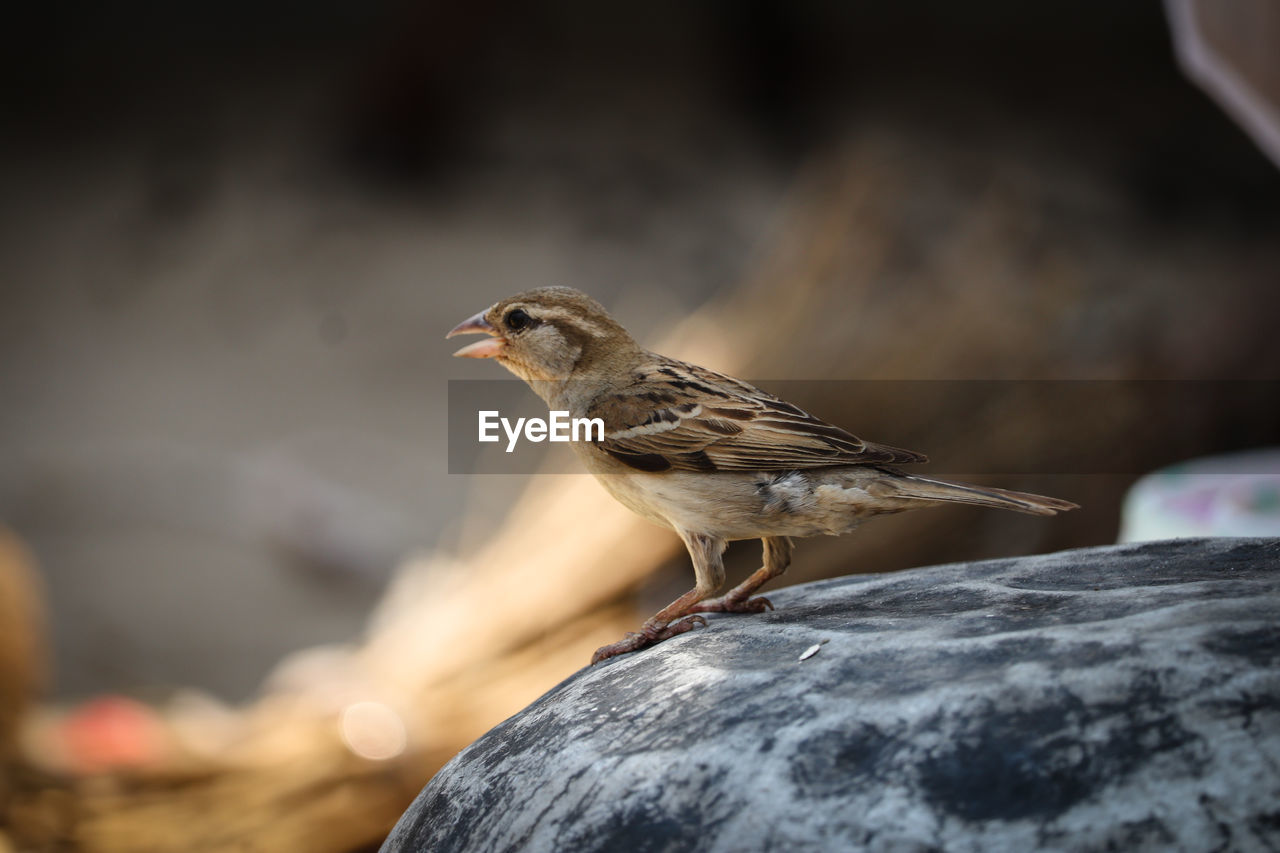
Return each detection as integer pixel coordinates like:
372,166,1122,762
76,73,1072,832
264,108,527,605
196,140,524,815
655,614,707,637
590,615,708,664
691,594,773,614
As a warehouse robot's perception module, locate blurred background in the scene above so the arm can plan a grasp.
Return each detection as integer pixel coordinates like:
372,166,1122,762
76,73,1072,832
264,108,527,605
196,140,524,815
1,1,1278,850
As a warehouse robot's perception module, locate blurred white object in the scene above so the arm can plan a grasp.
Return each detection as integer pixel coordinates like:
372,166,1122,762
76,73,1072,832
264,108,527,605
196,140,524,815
1167,0,1280,168
1120,449,1280,542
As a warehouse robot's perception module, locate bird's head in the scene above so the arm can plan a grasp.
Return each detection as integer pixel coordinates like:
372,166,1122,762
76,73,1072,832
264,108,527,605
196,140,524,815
447,287,637,383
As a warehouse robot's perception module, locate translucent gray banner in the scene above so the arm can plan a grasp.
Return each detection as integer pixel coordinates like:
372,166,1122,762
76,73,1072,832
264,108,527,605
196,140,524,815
447,379,1280,476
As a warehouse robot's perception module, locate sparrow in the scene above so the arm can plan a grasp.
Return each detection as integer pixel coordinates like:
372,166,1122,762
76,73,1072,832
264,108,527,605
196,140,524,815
448,287,1078,664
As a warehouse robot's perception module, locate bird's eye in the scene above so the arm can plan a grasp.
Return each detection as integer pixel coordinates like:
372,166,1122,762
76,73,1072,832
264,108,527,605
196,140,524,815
505,308,533,332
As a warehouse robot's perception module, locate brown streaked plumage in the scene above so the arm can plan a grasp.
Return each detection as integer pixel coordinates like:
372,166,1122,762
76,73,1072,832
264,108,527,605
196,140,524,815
585,358,926,473
448,286,1078,664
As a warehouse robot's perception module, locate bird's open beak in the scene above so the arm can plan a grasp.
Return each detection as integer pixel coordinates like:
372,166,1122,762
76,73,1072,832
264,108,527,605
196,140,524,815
446,310,506,358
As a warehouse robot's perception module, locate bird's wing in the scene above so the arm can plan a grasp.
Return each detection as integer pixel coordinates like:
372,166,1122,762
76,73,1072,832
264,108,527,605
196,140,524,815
584,358,927,473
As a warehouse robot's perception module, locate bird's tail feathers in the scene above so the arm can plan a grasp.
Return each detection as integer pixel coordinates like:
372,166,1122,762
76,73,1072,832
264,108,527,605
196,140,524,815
869,474,1078,517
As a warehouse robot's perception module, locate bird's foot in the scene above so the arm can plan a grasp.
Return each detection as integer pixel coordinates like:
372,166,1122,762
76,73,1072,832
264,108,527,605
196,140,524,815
590,614,707,665
689,592,773,615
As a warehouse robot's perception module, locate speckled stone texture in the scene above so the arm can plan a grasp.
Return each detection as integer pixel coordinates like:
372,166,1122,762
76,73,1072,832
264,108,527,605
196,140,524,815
383,538,1280,852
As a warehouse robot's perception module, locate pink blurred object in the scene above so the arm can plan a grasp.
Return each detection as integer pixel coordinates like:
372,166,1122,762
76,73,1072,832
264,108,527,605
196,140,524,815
57,696,170,774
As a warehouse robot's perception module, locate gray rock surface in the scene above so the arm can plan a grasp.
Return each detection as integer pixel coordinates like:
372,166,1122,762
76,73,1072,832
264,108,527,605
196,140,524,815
384,538,1280,852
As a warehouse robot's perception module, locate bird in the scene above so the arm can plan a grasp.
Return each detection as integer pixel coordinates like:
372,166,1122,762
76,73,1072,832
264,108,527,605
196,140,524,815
447,287,1078,664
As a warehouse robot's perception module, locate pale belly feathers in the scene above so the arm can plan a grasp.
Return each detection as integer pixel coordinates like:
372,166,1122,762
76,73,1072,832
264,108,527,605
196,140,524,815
588,467,890,541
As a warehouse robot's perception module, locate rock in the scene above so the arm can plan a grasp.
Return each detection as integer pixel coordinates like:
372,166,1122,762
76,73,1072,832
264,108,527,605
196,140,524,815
383,538,1280,852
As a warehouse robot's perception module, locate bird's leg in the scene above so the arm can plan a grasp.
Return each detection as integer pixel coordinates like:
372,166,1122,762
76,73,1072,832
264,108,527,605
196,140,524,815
591,531,726,664
690,536,792,615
